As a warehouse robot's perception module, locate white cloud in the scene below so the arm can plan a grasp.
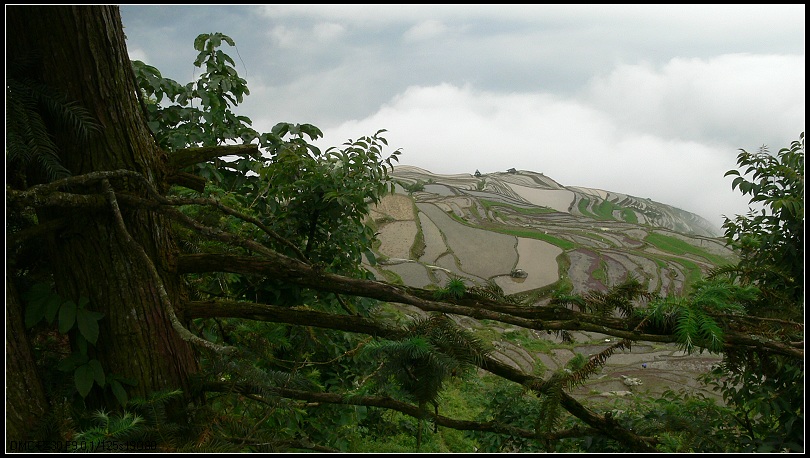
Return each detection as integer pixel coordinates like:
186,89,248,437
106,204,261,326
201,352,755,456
403,20,448,42
313,22,346,42
127,47,148,63
267,22,346,49
582,53,805,148
316,83,757,229
119,5,803,231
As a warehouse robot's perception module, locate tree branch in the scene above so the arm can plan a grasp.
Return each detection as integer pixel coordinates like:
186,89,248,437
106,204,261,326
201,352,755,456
177,252,803,359
202,380,611,444
100,178,238,356
169,144,260,169
166,170,206,193
185,298,658,451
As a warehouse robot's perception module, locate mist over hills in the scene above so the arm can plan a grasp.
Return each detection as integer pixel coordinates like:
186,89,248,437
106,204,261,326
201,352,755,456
366,165,737,299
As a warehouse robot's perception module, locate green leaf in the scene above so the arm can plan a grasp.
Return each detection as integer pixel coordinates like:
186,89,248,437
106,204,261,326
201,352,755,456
76,333,88,355
76,307,104,344
193,33,208,52
110,380,128,406
23,282,61,328
75,363,96,397
58,300,78,334
364,249,377,266
88,359,105,387
58,352,88,372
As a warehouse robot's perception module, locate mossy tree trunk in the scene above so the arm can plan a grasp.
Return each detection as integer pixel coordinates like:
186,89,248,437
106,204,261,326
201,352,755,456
6,279,49,447
6,6,199,409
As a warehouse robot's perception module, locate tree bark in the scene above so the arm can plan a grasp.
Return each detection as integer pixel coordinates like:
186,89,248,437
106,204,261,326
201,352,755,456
6,6,198,407
5,278,49,448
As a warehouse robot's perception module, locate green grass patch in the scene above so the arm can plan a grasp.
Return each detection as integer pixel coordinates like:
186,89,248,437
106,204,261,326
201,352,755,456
668,257,704,291
480,199,557,216
591,260,608,286
645,233,731,265
593,199,619,220
577,197,597,218
446,210,577,251
620,208,638,224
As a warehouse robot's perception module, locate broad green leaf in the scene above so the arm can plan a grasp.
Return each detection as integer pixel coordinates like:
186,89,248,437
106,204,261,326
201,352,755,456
75,364,95,397
58,352,88,372
23,283,61,328
110,380,128,406
87,359,105,387
77,308,104,344
364,249,377,266
58,300,78,334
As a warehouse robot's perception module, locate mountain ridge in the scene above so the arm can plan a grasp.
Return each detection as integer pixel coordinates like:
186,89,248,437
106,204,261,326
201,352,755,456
366,164,737,299
392,164,721,237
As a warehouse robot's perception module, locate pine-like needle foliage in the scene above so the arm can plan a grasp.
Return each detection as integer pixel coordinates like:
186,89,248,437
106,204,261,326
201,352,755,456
644,279,753,354
368,314,491,407
366,313,491,448
73,410,145,447
550,277,651,318
469,279,524,304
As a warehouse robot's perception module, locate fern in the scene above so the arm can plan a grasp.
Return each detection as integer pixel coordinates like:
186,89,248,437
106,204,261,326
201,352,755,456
365,313,491,448
645,279,755,354
433,276,467,300
6,55,100,184
535,372,565,434
583,277,651,318
469,279,523,304
562,340,632,390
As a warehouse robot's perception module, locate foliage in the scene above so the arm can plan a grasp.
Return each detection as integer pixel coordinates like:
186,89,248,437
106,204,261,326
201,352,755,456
9,14,805,454
643,279,754,354
433,276,467,300
365,313,490,447
6,55,100,186
553,389,743,452
72,410,144,449
720,132,804,314
368,314,490,404
131,32,404,450
702,133,805,452
468,379,549,452
132,32,254,150
20,282,124,402
552,277,651,318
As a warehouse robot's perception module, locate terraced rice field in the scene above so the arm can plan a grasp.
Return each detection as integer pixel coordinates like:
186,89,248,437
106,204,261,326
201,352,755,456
366,165,736,402
368,166,736,298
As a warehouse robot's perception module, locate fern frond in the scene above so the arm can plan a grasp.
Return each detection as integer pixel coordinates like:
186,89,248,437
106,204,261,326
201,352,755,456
584,277,650,317
550,290,587,312
365,313,491,407
469,279,523,304
7,55,100,183
562,340,631,390
536,372,565,433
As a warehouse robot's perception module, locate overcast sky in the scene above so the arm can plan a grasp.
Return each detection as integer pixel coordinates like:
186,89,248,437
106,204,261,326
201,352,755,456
120,4,805,231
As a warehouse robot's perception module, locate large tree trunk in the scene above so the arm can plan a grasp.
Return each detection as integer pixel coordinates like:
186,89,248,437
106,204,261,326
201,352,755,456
5,278,49,448
6,6,198,407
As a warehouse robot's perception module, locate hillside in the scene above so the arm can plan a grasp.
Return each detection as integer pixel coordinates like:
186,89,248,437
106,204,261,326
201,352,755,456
365,166,739,402
367,165,736,299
